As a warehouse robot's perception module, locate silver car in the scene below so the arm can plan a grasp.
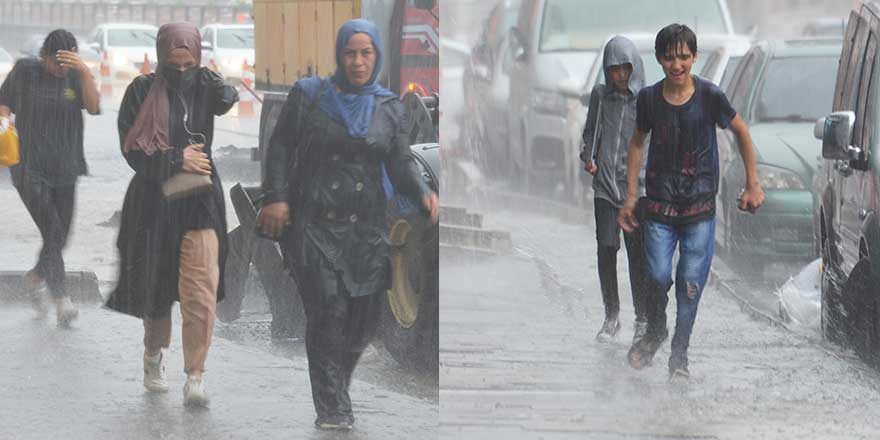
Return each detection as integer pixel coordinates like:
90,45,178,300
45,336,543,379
200,23,254,80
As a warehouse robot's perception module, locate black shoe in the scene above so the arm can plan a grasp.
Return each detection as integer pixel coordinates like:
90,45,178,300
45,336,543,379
315,415,354,431
627,327,668,370
668,355,690,382
596,315,621,342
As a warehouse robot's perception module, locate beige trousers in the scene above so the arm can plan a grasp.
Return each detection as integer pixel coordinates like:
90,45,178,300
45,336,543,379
143,229,219,374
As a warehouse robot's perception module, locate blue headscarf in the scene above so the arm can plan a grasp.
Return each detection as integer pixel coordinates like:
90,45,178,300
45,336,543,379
298,19,394,139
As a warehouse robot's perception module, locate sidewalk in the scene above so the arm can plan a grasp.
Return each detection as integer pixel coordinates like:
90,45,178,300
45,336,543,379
0,305,436,440
440,207,880,439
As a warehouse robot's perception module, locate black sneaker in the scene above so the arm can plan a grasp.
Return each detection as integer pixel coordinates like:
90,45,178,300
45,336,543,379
627,327,668,370
595,315,621,342
669,365,690,382
315,415,354,431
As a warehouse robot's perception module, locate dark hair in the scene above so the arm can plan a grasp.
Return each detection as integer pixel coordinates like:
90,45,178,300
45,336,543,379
40,29,78,58
654,23,697,58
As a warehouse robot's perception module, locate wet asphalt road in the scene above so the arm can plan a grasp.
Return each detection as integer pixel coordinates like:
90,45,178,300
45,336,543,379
440,202,880,439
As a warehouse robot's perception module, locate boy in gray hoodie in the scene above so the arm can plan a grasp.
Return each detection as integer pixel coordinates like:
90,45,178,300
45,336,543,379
580,35,648,343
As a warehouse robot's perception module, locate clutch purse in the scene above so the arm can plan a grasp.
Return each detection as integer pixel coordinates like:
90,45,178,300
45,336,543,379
161,172,213,200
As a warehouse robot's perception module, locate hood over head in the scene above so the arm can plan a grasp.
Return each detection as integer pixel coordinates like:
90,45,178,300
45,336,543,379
602,35,645,96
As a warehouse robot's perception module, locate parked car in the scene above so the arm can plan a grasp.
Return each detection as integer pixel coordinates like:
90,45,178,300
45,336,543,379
814,2,880,365
802,17,847,38
698,37,752,88
716,38,841,269
461,0,521,178
84,23,159,80
200,23,254,80
505,0,734,198
18,34,45,59
556,32,749,205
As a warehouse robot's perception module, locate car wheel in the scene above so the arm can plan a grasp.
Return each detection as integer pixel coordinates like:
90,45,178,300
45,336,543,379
821,235,846,344
380,208,439,374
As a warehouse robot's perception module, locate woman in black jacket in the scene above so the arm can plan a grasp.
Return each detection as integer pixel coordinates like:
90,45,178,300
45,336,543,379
257,19,439,430
105,22,238,407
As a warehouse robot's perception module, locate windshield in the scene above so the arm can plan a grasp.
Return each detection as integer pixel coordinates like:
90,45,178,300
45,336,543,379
755,56,837,123
217,28,254,49
719,56,742,90
540,0,727,52
107,29,156,47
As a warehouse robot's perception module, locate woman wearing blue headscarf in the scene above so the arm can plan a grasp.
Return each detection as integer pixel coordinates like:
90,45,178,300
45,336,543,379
257,19,439,430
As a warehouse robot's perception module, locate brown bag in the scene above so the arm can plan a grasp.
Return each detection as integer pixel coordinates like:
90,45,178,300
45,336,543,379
161,171,212,201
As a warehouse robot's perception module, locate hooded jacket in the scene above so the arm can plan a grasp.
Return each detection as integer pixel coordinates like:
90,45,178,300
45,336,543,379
581,36,647,207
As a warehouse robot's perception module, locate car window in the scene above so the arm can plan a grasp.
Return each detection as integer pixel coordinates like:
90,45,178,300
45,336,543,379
539,0,727,52
719,56,742,91
833,10,862,109
855,31,877,148
107,29,157,47
753,56,838,123
841,15,869,111
730,50,762,117
217,28,254,49
202,28,214,47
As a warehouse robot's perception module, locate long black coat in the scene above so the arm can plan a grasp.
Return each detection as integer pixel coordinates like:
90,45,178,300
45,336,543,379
263,80,429,298
106,68,238,319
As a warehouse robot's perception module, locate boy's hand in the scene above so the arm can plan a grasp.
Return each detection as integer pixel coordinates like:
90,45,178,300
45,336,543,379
617,198,640,233
584,160,598,175
738,184,765,214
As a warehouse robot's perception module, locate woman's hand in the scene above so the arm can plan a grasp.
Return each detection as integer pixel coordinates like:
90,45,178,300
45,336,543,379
257,202,290,238
182,144,212,175
55,50,89,75
423,192,439,224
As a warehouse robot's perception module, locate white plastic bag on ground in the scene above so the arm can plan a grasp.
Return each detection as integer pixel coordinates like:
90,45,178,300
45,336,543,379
776,258,822,329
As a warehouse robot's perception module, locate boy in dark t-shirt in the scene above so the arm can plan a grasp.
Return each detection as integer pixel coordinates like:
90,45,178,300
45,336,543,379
617,24,765,380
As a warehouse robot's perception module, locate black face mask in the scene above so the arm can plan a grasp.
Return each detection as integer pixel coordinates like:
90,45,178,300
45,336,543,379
161,65,198,90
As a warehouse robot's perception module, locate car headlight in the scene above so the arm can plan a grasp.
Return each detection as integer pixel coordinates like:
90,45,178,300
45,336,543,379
113,53,128,67
757,163,805,190
531,89,567,115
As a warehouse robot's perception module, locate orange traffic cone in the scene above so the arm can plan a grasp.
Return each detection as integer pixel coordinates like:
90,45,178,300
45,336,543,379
237,77,256,118
99,51,112,96
139,53,151,75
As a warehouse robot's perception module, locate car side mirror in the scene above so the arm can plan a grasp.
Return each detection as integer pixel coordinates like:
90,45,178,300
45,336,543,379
88,42,100,52
202,41,213,51
820,111,859,161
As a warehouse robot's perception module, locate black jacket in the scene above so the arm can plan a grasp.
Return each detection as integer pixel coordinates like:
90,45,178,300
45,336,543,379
106,68,239,318
263,80,428,297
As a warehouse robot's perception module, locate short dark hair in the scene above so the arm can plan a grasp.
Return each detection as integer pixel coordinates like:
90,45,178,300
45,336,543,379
40,29,78,58
654,24,697,58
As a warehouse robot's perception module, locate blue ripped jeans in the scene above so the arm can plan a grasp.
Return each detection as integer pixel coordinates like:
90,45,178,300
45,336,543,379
643,219,715,368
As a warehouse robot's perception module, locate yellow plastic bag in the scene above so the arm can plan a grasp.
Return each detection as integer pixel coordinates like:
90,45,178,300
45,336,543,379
0,121,19,167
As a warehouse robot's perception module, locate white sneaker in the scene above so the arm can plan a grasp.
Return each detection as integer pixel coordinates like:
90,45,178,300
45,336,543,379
143,351,169,393
54,297,79,327
184,375,209,407
24,273,48,319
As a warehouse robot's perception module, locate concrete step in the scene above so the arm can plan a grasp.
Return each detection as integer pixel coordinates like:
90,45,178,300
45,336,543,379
440,224,512,254
440,205,483,228
0,271,101,303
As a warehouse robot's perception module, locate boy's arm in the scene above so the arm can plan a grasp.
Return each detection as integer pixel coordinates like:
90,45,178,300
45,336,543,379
618,128,648,232
728,114,764,212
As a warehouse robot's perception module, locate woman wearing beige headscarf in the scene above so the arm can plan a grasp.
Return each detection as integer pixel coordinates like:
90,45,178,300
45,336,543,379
105,22,238,407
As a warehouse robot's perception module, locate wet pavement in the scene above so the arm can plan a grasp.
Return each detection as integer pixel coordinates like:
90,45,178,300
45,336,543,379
440,203,880,439
0,305,436,440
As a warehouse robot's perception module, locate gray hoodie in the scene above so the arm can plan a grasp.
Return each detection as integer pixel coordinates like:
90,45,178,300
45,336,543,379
581,36,647,207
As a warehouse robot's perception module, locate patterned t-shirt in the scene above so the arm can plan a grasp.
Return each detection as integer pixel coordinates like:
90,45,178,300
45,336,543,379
636,75,736,224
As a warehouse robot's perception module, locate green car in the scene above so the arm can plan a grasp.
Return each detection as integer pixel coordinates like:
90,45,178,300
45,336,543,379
715,38,841,265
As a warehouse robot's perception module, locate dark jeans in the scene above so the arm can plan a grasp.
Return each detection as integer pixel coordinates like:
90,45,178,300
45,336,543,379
295,261,382,420
643,219,715,368
594,198,648,321
15,177,76,299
